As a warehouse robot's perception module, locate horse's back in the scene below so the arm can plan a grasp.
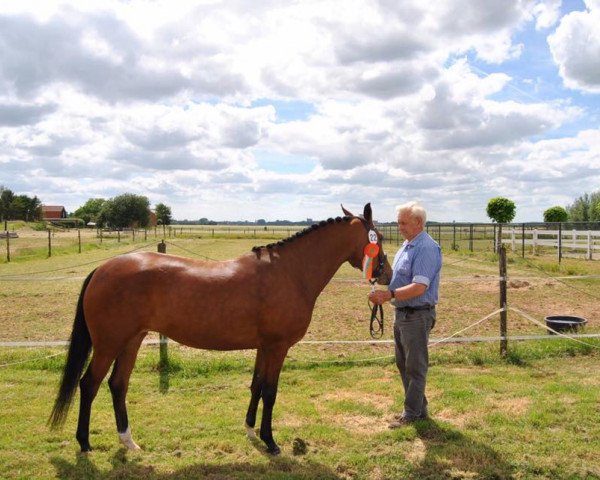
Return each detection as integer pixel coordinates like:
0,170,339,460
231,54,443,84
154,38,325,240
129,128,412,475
83,252,263,350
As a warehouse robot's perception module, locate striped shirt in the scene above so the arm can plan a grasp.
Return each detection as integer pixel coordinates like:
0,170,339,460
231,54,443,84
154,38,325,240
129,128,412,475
389,230,442,308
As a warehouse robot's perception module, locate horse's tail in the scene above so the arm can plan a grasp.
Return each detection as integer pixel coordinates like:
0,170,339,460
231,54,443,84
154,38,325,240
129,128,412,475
48,269,96,429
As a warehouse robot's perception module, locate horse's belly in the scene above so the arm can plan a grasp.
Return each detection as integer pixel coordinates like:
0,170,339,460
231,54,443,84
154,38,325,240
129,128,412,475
168,332,258,351
151,301,261,351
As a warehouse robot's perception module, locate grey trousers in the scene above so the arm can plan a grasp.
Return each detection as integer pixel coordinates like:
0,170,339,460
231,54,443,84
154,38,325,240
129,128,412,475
393,308,436,419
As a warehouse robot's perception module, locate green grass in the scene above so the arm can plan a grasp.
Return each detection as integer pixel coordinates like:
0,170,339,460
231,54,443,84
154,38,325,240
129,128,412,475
1,235,600,478
1,347,600,479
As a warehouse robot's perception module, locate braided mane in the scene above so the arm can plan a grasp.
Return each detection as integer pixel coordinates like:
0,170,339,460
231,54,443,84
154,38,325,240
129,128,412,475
251,216,352,255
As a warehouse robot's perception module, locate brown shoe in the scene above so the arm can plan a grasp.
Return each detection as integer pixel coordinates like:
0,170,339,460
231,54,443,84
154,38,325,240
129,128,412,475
394,411,428,421
388,416,416,429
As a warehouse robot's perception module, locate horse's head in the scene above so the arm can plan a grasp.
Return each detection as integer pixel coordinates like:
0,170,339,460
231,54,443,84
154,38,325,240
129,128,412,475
341,203,392,285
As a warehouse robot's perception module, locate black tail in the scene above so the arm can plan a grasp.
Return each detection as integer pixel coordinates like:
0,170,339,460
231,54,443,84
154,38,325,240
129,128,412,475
48,270,96,429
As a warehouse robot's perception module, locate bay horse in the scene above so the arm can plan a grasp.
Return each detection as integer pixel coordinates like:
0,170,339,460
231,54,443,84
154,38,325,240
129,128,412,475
49,203,392,455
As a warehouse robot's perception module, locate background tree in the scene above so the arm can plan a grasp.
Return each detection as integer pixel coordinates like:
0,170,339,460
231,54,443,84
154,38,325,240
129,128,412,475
594,201,600,221
10,194,42,221
486,197,516,223
567,190,600,222
73,198,106,225
98,193,150,229
0,186,14,221
567,193,591,221
543,206,568,223
154,203,172,225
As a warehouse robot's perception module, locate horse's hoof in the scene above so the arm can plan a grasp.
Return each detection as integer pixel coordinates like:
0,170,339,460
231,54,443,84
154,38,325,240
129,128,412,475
119,427,141,450
266,444,281,455
245,423,258,440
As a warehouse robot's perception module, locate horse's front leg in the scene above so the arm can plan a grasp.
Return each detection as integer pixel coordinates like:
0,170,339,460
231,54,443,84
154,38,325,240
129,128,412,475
245,350,263,440
258,343,288,455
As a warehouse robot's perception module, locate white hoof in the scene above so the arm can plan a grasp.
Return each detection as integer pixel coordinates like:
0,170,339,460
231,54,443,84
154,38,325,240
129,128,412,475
245,423,257,440
118,427,141,450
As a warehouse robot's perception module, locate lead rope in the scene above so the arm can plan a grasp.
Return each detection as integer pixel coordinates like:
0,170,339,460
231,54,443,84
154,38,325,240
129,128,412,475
368,280,384,338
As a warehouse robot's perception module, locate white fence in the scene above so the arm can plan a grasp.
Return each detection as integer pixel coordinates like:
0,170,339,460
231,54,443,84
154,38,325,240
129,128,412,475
502,228,600,259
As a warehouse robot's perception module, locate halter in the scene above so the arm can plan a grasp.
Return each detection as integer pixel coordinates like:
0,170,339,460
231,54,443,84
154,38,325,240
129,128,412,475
356,216,388,338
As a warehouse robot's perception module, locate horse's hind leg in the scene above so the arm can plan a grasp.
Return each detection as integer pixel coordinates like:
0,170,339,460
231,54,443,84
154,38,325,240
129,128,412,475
108,332,146,450
76,351,114,452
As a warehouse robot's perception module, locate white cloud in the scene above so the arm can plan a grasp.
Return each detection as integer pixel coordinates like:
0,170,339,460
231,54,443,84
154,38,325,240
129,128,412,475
1,1,599,223
548,0,600,93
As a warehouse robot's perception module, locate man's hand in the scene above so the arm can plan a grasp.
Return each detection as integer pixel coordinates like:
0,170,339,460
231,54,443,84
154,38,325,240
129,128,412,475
368,289,391,305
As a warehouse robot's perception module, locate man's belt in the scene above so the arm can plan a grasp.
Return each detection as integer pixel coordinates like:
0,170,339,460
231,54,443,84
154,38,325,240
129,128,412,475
397,305,435,313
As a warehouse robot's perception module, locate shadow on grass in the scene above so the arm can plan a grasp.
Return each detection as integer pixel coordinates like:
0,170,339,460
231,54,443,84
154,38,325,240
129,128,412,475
408,419,514,479
50,441,341,480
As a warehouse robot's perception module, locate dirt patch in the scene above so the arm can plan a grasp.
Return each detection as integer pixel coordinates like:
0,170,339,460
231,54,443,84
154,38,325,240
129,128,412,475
405,437,427,463
435,408,472,428
322,390,394,410
508,279,530,289
330,413,388,435
489,397,531,416
278,413,306,428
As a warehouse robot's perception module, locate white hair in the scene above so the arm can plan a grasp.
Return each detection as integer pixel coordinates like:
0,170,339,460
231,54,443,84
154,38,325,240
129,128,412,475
395,201,427,223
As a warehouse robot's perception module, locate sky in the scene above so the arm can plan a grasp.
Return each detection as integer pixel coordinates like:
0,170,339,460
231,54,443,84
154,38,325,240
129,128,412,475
1,0,600,223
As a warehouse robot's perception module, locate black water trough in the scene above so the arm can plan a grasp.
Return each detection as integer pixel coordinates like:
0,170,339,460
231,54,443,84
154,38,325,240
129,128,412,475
544,315,587,334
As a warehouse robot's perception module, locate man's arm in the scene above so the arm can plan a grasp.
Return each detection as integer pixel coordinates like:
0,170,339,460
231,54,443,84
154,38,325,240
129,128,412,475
369,282,426,305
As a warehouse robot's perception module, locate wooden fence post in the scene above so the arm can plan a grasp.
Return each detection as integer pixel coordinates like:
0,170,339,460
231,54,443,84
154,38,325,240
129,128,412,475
5,231,9,262
157,240,169,369
78,229,81,254
452,222,457,250
469,224,474,252
499,245,508,357
558,223,562,263
47,229,52,258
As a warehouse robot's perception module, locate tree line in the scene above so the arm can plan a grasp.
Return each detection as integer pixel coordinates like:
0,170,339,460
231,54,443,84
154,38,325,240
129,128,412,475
0,186,43,222
485,191,600,224
1,186,171,229
3,184,600,226
73,194,172,228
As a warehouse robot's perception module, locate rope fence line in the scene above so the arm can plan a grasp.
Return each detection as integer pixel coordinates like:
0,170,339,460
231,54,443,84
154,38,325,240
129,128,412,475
4,305,598,369
0,351,65,368
0,241,157,280
510,306,600,350
1,240,599,367
428,308,504,348
163,240,218,261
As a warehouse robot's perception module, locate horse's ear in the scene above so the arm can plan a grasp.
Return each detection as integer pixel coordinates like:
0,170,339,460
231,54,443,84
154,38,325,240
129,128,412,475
341,204,353,217
363,203,372,223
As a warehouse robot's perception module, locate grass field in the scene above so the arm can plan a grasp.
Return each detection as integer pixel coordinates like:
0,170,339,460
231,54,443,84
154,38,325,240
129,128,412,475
1,230,600,479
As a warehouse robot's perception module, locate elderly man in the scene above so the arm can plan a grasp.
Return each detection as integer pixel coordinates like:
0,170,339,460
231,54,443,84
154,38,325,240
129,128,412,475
368,201,442,426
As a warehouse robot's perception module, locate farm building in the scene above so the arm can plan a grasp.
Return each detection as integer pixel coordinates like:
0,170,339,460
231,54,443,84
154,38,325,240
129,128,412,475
42,205,67,220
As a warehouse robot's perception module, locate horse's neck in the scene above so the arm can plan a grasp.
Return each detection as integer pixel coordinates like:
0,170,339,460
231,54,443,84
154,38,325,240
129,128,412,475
281,222,360,301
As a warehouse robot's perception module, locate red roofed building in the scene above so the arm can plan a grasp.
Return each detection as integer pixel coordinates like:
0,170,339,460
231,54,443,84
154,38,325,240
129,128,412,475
42,205,67,220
